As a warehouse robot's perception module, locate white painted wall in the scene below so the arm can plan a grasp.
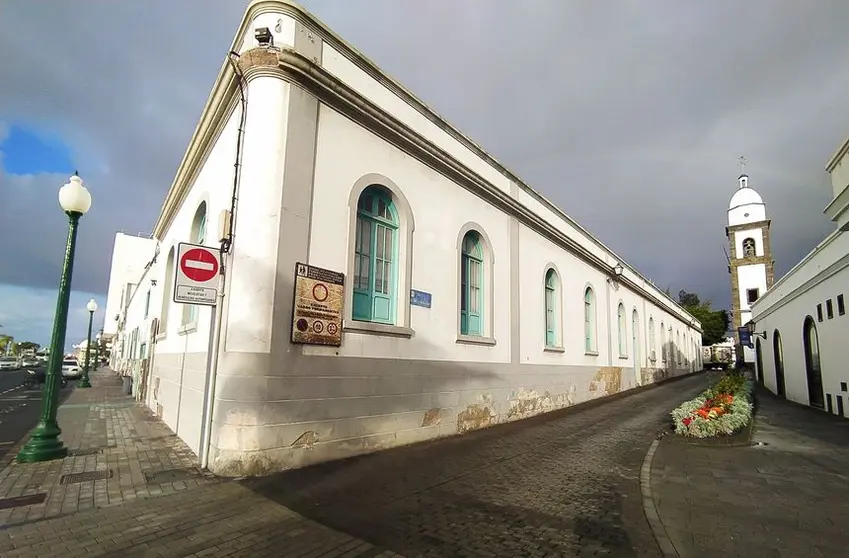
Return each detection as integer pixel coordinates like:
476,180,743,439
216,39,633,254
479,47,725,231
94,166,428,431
752,253,848,414
306,104,511,363
737,264,768,310
305,103,699,365
222,77,289,355
103,233,157,336
109,96,243,449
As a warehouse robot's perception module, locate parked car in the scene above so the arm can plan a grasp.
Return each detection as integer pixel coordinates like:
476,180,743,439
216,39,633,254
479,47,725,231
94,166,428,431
61,357,81,379
0,357,19,371
21,357,40,368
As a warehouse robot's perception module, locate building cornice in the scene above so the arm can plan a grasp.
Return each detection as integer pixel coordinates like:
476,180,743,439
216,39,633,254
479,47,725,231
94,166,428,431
725,219,771,238
751,228,842,313
151,0,700,330
826,134,849,172
752,250,849,322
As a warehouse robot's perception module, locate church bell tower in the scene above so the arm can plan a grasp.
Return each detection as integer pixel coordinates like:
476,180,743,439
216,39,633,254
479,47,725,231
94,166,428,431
726,157,775,364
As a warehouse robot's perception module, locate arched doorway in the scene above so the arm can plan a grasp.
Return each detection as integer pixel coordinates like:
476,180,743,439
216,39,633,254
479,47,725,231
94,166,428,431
632,310,641,386
755,338,764,385
803,316,824,409
773,330,786,397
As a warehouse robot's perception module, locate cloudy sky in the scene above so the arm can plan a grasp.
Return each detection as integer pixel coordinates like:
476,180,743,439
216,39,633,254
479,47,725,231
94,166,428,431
1,0,847,349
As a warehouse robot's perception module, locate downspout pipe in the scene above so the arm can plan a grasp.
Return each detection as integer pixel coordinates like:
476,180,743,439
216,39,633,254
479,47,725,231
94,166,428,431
606,278,613,366
199,51,247,471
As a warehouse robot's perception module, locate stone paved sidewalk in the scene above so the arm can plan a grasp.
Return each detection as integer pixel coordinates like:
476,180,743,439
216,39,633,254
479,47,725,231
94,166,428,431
0,480,401,558
651,386,849,557
0,367,215,527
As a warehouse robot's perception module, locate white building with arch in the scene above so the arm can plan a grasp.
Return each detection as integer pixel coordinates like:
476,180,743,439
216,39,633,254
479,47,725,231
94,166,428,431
106,0,702,476
751,136,849,417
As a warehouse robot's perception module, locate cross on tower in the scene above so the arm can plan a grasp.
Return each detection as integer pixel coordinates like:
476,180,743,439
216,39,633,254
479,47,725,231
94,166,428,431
738,155,747,175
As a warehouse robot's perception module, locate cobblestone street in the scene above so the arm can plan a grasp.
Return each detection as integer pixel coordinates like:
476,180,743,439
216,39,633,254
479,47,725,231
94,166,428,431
245,372,712,557
0,370,712,557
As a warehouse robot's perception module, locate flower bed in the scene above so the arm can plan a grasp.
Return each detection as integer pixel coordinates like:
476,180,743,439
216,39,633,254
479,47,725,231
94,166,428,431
671,372,754,438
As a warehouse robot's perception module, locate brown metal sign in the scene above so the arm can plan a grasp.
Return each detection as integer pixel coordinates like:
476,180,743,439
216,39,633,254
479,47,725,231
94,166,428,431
291,263,344,346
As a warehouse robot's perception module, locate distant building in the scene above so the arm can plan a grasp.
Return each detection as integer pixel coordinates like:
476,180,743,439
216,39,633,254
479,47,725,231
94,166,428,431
106,0,703,476
726,162,775,365
751,136,849,416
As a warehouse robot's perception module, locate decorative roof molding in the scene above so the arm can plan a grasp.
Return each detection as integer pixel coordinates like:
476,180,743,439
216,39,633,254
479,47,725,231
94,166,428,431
151,0,700,330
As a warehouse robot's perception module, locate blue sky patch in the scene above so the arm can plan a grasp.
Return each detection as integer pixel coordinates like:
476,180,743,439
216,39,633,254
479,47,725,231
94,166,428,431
0,124,74,175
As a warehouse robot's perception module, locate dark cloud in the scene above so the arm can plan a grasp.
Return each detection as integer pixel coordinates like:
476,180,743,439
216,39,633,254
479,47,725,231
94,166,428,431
1,0,847,321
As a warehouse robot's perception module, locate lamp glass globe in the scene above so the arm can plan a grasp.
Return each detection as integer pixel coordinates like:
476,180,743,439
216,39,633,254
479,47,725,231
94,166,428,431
58,174,92,214
86,299,98,313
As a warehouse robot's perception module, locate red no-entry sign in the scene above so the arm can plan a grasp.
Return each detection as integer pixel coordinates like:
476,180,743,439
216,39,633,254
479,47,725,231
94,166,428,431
180,248,219,282
174,243,221,306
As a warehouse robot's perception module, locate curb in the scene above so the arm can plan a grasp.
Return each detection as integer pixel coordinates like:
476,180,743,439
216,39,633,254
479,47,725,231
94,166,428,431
639,438,679,558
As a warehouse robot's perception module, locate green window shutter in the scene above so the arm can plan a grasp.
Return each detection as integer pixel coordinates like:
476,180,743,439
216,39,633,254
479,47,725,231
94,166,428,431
352,187,398,324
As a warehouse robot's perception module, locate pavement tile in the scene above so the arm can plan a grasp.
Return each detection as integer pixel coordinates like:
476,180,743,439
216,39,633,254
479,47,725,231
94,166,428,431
0,367,215,529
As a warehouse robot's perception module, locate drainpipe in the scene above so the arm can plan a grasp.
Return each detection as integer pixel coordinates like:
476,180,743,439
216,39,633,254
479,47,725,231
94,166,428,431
199,271,226,471
198,52,247,471
605,278,613,366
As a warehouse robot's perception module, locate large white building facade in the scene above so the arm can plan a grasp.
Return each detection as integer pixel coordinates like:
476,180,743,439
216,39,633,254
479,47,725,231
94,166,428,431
106,0,703,476
751,136,849,416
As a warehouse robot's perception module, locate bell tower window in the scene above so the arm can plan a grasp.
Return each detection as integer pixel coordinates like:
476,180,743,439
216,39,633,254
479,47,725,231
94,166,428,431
742,238,756,258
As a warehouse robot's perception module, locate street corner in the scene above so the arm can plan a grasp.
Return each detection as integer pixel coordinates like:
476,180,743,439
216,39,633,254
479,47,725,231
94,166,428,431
648,382,849,557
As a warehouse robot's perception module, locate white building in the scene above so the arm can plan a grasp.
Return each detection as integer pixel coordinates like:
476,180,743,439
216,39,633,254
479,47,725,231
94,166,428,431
106,0,702,476
751,136,849,416
726,166,775,364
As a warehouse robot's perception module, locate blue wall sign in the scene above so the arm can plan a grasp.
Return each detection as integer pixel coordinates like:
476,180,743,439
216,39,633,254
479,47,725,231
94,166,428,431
737,327,752,348
410,289,432,308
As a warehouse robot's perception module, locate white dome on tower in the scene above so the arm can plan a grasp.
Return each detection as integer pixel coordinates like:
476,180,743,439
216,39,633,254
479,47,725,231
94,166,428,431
728,173,766,227
728,186,763,210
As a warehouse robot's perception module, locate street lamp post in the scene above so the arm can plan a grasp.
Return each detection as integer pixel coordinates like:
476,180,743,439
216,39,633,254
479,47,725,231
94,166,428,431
17,172,92,463
78,299,98,388
94,330,102,369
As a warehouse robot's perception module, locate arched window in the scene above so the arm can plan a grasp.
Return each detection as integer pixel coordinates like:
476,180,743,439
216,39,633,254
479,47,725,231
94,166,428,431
617,302,627,357
183,202,208,327
803,316,824,409
544,268,560,348
584,287,596,353
648,317,656,362
353,186,398,324
160,246,175,335
676,330,682,365
773,330,785,397
460,231,485,336
742,237,756,257
660,321,666,363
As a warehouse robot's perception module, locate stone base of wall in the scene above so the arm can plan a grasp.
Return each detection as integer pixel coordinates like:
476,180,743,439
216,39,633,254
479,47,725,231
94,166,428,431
206,357,694,477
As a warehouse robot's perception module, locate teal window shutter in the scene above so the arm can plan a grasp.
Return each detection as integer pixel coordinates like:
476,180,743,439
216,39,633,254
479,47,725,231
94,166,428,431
584,287,594,352
353,186,398,324
460,232,484,336
545,269,557,347
618,303,626,356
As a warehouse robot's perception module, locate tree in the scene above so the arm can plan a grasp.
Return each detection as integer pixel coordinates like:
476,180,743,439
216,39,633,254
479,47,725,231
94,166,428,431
16,341,40,354
677,290,730,346
0,335,13,355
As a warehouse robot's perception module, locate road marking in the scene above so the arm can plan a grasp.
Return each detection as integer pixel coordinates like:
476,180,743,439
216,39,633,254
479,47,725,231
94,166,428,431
0,385,23,395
